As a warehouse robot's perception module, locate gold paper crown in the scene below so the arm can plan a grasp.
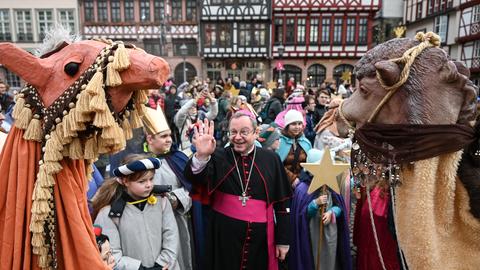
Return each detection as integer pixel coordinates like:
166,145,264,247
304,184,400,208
142,106,170,135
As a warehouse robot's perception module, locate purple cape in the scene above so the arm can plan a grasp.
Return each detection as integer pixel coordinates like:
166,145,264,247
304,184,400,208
289,170,352,270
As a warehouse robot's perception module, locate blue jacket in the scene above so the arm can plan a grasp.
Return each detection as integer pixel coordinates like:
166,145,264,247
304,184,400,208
277,133,312,162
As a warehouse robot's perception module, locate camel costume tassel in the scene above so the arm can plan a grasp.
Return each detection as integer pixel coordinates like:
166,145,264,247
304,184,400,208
86,69,104,96
112,43,131,71
122,117,133,140
23,116,43,142
130,109,143,129
15,107,33,130
69,137,84,160
12,96,25,120
90,89,108,112
84,136,98,160
77,86,92,115
106,60,122,87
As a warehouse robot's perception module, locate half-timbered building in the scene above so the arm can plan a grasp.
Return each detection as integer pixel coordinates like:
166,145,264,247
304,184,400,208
272,0,380,89
79,0,201,84
200,0,271,83
457,0,480,87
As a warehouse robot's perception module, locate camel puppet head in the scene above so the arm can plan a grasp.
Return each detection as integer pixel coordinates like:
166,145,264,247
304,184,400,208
0,38,170,268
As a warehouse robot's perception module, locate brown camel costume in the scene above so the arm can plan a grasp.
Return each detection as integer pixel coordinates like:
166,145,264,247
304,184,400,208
0,39,169,269
338,32,480,269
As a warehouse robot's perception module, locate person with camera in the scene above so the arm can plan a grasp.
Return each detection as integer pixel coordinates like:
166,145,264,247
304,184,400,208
143,106,194,270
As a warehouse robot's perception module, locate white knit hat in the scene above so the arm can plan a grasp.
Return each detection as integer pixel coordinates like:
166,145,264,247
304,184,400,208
284,109,304,127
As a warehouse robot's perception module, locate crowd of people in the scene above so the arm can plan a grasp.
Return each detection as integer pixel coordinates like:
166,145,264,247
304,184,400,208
0,75,396,270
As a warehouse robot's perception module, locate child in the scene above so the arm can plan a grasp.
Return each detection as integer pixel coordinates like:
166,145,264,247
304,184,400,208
93,154,179,270
94,224,116,269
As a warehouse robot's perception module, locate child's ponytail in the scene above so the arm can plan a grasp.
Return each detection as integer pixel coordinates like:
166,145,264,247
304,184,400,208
91,178,123,220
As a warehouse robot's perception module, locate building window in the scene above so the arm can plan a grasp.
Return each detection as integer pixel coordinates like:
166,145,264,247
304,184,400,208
285,18,295,44
473,40,480,68
186,0,197,21
58,10,75,34
5,68,22,88
307,64,326,87
473,4,480,23
434,15,448,44
173,39,197,56
37,10,53,41
15,10,33,42
297,18,306,44
144,39,162,56
358,18,367,44
239,23,266,47
140,0,150,22
110,0,121,22
321,18,330,44
346,18,356,44
274,18,283,44
416,1,423,20
0,10,11,41
333,18,343,44
219,24,232,47
205,23,232,47
205,24,216,47
125,0,135,22
245,62,265,82
154,0,165,22
206,61,223,82
171,1,182,21
174,62,197,84
84,0,94,22
309,18,319,44
97,0,108,22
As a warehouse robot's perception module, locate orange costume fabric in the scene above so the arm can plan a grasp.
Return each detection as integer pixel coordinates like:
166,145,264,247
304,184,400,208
0,127,108,270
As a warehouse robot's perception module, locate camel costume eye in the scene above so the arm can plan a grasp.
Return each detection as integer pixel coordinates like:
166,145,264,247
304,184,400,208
64,62,80,76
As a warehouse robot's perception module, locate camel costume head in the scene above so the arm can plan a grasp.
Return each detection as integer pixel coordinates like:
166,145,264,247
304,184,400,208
336,32,480,269
0,33,169,269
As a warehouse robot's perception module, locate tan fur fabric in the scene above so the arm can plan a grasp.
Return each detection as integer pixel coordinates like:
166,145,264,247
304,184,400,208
395,151,480,269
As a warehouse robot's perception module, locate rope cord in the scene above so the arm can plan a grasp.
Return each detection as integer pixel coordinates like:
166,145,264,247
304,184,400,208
368,32,441,123
366,186,387,270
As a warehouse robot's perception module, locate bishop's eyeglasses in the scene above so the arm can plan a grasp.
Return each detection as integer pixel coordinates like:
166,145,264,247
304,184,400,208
228,129,254,138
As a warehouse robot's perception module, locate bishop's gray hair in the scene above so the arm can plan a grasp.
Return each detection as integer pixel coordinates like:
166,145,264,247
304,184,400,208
230,111,258,129
34,23,81,57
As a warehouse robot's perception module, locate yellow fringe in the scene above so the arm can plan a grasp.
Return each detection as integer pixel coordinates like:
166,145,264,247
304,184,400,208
86,70,104,96
23,118,43,142
93,110,116,128
101,126,117,140
112,43,131,70
15,107,33,130
84,136,98,160
68,137,84,160
130,109,143,129
89,90,108,112
12,97,25,120
62,117,77,139
122,117,133,140
106,62,122,87
44,148,63,162
47,132,64,151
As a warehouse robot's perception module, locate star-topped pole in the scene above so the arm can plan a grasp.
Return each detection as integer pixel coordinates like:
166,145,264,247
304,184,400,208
301,149,350,194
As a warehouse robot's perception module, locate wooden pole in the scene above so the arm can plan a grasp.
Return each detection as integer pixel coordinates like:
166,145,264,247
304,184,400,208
316,185,328,270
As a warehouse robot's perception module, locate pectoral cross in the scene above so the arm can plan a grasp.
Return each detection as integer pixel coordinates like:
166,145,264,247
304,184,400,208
239,192,249,207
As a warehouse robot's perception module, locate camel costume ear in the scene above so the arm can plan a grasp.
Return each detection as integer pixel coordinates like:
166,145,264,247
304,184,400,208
375,60,401,88
443,60,479,124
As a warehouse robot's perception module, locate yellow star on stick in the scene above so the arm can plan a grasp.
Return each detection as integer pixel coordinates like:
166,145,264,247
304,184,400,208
301,149,350,194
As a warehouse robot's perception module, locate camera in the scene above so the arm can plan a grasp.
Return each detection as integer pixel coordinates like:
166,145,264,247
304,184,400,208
152,185,172,195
